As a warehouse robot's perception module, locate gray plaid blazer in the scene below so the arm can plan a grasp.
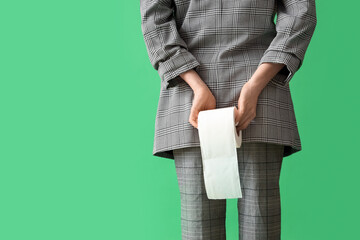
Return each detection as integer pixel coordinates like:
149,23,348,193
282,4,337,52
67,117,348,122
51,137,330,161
140,0,317,160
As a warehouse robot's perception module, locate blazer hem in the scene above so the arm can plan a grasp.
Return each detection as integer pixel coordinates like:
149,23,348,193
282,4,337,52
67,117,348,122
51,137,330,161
152,138,301,160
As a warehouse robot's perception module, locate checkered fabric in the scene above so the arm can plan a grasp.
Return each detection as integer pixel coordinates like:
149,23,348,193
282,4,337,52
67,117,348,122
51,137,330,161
173,142,284,239
140,0,317,160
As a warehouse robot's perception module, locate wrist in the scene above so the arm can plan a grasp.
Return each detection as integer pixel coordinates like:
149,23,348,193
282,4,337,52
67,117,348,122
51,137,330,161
246,78,267,97
180,70,209,93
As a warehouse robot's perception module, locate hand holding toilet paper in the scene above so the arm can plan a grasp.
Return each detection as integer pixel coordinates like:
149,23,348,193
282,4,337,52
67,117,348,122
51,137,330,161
197,106,243,199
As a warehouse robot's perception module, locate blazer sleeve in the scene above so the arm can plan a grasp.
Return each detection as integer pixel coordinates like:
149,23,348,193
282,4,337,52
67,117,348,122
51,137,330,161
140,0,200,90
258,0,318,87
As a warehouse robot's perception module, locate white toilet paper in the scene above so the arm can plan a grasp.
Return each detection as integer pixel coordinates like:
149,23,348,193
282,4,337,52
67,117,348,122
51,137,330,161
197,106,243,199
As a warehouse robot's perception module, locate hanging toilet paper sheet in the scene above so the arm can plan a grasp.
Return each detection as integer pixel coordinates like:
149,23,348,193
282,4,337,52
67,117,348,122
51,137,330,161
197,106,243,199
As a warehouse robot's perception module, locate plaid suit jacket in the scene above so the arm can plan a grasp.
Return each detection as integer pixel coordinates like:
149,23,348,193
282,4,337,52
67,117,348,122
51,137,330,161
140,0,317,160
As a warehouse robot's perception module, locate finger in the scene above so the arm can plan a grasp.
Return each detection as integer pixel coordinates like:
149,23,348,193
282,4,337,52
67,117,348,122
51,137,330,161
189,108,199,128
189,115,196,128
237,109,247,127
189,118,196,129
237,112,252,129
237,116,253,130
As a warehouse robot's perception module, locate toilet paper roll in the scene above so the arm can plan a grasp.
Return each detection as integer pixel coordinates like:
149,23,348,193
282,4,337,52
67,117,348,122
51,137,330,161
197,106,243,199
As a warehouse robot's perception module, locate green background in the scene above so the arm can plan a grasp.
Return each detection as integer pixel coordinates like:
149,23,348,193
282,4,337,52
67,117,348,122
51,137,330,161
0,0,358,239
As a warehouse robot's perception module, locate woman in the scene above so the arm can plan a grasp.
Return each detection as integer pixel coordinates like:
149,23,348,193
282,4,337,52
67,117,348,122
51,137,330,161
140,0,317,239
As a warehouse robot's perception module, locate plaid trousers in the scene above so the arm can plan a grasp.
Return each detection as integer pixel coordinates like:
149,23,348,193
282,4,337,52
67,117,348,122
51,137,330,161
173,142,284,240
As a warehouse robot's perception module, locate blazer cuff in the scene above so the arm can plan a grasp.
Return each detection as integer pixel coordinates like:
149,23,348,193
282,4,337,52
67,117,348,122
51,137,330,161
258,50,301,87
158,48,200,89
